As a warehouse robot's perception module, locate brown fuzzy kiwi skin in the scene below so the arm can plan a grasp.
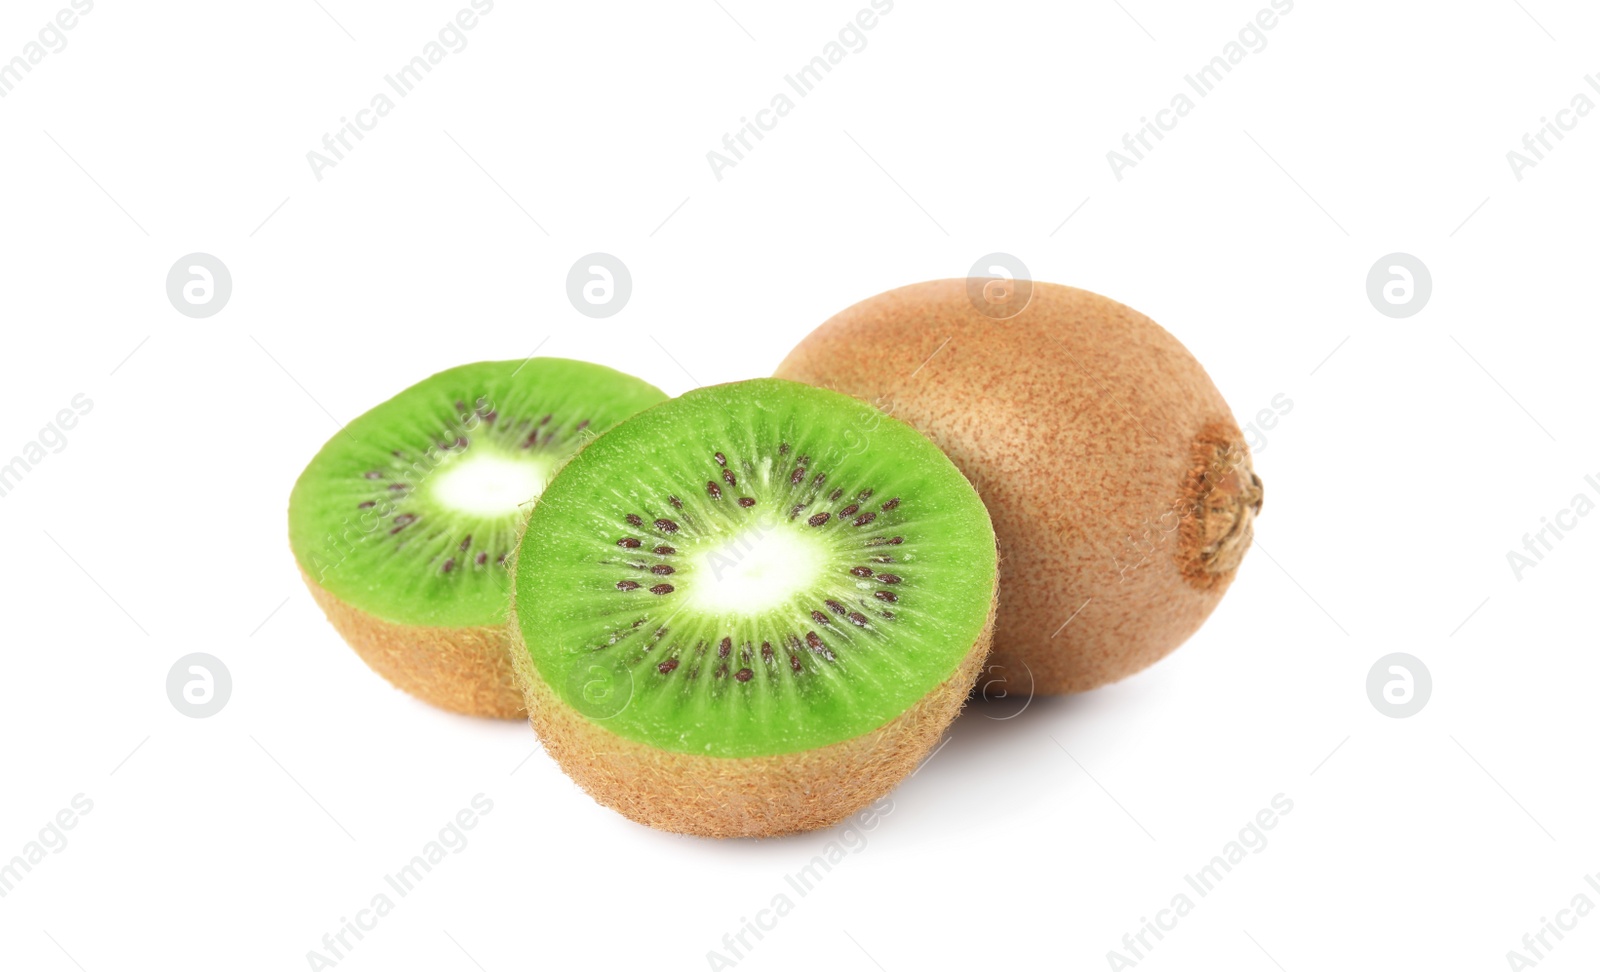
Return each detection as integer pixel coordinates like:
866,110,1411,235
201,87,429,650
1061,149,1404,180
301,568,523,719
510,582,997,839
774,279,1261,695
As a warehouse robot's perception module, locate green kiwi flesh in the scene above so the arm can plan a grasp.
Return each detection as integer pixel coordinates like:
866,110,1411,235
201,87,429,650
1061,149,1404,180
513,378,998,758
289,359,667,630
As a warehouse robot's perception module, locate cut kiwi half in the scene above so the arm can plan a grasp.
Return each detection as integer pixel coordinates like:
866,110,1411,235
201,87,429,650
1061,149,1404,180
289,359,666,718
511,378,998,837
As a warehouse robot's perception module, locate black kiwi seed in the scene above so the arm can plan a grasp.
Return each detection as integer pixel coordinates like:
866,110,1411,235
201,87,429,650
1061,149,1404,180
627,514,644,527
618,537,642,548
790,467,806,484
653,545,676,555
853,512,877,527
650,583,674,595
849,566,873,577
617,580,641,591
706,481,722,500
714,452,727,466
804,632,835,661
877,573,902,584
654,518,679,533
881,497,900,511
811,610,830,625
651,565,675,576
735,668,753,682
807,513,831,527
839,504,859,517
718,637,732,658
658,658,679,674
875,590,898,603
825,599,846,615
848,612,870,627
738,497,756,507
723,469,737,487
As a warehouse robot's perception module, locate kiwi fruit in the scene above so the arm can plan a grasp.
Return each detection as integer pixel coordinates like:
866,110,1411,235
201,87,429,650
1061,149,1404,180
288,359,666,718
774,279,1262,695
510,378,997,837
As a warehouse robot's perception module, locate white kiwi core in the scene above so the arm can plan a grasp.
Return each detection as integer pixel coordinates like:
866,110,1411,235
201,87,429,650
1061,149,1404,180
684,522,828,617
429,451,552,518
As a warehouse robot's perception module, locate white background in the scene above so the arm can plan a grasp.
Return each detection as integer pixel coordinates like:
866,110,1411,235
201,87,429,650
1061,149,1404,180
2,1,1597,969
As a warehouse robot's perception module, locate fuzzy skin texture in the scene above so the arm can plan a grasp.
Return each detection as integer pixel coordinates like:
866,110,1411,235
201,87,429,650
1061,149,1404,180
511,593,996,838
775,280,1260,694
302,569,523,719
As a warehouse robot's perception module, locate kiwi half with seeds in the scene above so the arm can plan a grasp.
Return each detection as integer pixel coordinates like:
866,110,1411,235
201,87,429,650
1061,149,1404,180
289,359,666,718
511,378,998,837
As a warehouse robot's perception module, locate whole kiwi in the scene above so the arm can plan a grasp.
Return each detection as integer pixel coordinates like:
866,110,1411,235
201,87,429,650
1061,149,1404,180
774,279,1262,694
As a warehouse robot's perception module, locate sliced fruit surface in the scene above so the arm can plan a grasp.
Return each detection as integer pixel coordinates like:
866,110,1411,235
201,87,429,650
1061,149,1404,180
289,359,666,629
515,378,997,758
